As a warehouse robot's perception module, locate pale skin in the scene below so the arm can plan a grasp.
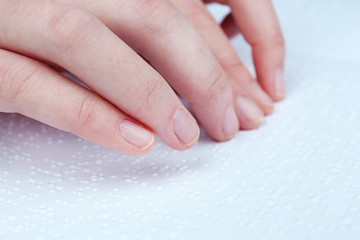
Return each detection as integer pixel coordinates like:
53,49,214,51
0,0,285,156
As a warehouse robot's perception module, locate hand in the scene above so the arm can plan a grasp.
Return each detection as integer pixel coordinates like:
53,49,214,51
0,0,284,156
60,0,285,131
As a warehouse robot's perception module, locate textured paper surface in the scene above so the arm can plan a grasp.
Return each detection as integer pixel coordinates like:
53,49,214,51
1,1,360,239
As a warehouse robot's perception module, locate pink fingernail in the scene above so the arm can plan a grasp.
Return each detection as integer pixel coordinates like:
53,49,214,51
172,108,200,146
222,106,239,138
251,84,274,114
120,120,154,150
237,97,264,124
275,69,285,99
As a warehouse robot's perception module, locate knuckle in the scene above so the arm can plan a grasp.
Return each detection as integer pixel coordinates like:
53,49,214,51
251,32,285,52
136,78,165,114
0,64,10,96
201,65,228,101
135,0,179,35
270,32,285,49
0,65,11,109
136,0,167,20
223,56,254,84
76,95,98,128
185,4,214,32
0,60,40,101
144,79,164,108
228,61,245,73
223,54,244,70
45,6,96,52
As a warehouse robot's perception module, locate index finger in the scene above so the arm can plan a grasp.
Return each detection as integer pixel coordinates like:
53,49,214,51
228,0,286,101
0,0,199,150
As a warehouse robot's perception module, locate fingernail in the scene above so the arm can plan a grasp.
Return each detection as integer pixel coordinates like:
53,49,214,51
172,108,199,146
222,106,239,137
120,120,154,150
274,69,285,99
237,97,264,124
251,84,274,114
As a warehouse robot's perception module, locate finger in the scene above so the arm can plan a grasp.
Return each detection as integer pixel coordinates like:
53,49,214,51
0,0,200,150
171,0,273,129
56,0,239,140
0,49,154,156
228,0,286,101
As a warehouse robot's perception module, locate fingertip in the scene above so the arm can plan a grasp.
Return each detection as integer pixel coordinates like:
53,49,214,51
272,68,286,101
263,103,274,116
123,143,155,156
239,117,263,130
253,48,286,102
262,69,286,102
222,106,240,140
236,96,264,130
172,107,200,149
248,82,275,115
119,119,156,152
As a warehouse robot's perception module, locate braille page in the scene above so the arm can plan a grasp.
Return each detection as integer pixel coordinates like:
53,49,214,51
1,1,360,239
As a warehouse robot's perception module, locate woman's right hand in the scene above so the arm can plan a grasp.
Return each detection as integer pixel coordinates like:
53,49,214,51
0,0,279,155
